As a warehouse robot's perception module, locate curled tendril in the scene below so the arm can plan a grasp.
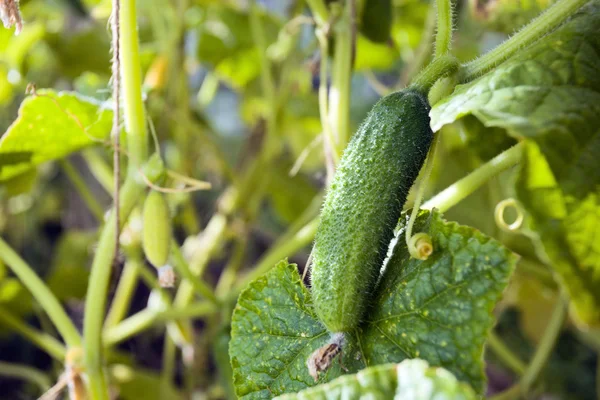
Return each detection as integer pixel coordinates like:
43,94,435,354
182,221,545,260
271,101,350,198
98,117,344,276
494,198,525,232
408,232,433,260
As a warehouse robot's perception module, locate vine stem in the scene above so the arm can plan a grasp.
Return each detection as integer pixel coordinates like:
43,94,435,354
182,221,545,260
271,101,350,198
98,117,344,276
83,157,163,400
521,293,569,393
111,0,122,269
410,55,458,94
0,308,67,360
0,239,81,348
329,0,353,153
422,143,524,213
434,0,452,58
120,0,147,173
460,0,590,81
487,332,527,376
83,0,150,397
0,361,51,393
103,302,216,347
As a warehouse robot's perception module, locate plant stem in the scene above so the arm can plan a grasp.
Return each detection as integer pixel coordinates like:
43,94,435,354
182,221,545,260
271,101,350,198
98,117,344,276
316,27,339,179
399,3,437,88
103,302,215,347
83,158,163,400
305,0,329,25
120,0,148,174
104,257,142,329
434,0,452,58
60,159,105,221
0,308,66,360
174,214,228,308
170,241,219,305
160,335,176,400
0,361,51,393
460,0,590,81
489,384,522,400
84,0,150,396
329,0,352,152
410,55,459,94
0,240,81,348
423,143,523,213
521,293,569,393
487,332,527,376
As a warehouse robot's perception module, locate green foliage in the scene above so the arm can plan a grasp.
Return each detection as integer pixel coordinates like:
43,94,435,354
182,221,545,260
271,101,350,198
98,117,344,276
311,90,433,333
0,0,598,398
275,359,477,400
0,90,111,181
430,2,600,326
229,210,516,398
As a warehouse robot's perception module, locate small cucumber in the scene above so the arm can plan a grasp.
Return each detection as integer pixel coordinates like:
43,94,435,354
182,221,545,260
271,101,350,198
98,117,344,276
311,89,433,333
142,190,172,268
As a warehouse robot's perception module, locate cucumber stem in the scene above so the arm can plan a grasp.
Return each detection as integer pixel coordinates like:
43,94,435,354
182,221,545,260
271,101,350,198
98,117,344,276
410,55,459,95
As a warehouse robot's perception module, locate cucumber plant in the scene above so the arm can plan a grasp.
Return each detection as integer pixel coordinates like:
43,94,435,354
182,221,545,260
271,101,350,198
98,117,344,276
0,0,598,399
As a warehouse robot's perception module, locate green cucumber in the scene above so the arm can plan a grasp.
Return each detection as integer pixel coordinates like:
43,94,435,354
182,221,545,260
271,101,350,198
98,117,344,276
311,89,433,333
142,190,172,268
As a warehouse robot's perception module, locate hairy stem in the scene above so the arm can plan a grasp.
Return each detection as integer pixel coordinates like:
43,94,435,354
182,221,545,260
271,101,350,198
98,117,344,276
410,54,459,94
423,143,523,213
434,0,453,58
460,0,590,81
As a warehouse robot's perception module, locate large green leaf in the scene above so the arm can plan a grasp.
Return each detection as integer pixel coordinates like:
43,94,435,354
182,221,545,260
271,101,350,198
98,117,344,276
0,90,111,181
359,210,515,394
229,210,515,398
429,2,600,326
274,360,477,400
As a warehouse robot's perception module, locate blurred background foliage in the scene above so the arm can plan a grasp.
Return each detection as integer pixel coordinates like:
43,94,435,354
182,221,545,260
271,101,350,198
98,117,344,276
0,0,598,399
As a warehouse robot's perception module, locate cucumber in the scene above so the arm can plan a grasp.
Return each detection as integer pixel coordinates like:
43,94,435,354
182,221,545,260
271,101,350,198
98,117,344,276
311,89,433,333
360,0,393,43
142,190,172,268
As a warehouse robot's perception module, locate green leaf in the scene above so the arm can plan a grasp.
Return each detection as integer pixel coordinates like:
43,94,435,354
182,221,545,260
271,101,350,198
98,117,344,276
229,211,516,398
0,90,111,181
274,359,478,400
430,3,600,326
229,260,347,400
359,210,516,394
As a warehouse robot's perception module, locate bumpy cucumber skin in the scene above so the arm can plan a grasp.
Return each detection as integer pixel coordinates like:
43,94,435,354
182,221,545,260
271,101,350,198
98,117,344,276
311,90,433,333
